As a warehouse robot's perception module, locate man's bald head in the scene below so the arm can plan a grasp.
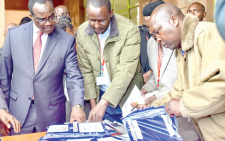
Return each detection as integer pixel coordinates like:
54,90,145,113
55,5,70,22
149,3,184,50
187,2,206,21
4,23,18,39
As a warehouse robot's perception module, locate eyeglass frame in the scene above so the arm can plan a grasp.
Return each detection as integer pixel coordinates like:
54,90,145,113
32,13,57,25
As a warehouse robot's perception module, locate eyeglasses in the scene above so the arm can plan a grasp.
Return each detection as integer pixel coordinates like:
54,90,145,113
33,14,57,25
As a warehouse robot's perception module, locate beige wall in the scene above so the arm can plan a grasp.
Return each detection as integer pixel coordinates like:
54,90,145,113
139,0,214,25
175,0,214,22
0,0,5,47
5,10,30,25
0,10,29,47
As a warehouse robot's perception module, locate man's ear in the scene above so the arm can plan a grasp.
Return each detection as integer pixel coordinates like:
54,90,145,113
110,9,113,17
29,13,33,18
203,12,207,18
170,15,179,27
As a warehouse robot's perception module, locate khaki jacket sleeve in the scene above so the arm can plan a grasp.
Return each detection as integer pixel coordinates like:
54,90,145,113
181,27,225,118
101,26,141,108
76,29,97,100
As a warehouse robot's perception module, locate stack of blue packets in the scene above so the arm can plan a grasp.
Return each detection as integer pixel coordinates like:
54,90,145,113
38,122,111,141
122,106,184,141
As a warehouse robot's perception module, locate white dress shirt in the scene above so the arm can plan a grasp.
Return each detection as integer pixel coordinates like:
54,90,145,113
98,23,111,92
33,22,48,62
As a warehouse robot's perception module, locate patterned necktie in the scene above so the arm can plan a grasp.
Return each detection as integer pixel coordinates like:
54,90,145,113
33,31,43,73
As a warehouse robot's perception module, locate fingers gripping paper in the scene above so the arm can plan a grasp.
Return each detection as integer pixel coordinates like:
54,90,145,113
122,85,157,117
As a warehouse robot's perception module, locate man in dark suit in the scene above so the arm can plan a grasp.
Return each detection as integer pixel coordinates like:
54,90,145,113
0,0,85,135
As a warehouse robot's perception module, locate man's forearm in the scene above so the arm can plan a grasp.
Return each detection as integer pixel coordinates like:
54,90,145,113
98,99,110,107
90,98,97,110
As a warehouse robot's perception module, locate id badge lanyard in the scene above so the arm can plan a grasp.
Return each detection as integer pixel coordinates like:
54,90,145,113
157,45,162,87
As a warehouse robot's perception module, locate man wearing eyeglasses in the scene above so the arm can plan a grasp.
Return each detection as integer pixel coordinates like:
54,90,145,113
0,0,85,135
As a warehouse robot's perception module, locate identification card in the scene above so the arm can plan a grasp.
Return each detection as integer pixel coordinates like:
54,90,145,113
96,77,110,85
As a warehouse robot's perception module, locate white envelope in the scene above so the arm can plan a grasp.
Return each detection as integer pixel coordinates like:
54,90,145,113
122,85,158,117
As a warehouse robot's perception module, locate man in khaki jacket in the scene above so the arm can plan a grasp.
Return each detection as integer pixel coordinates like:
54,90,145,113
77,0,143,123
149,4,225,141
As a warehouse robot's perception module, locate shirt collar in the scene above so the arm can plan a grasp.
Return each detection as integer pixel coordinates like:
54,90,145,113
108,22,111,30
98,22,111,36
33,22,41,34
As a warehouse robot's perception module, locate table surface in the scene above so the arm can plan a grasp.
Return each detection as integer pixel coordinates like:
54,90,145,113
0,132,46,141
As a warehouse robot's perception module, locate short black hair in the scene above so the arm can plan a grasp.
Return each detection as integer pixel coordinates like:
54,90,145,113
143,1,165,16
149,0,162,1
19,17,32,25
190,2,205,12
56,15,73,31
28,0,54,15
86,0,111,12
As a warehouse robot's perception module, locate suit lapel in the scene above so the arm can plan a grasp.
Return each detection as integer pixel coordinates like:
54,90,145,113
34,27,60,77
160,48,173,79
22,22,35,76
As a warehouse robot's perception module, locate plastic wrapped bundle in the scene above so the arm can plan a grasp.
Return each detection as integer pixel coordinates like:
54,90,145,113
38,122,111,141
122,106,184,141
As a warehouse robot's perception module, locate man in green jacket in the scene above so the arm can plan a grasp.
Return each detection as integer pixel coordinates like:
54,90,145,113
76,0,143,123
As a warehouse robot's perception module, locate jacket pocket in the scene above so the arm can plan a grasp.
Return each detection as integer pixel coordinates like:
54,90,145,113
51,94,66,105
10,90,18,101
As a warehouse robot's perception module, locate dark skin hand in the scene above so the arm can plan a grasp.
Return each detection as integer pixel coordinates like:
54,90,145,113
165,98,181,117
70,106,86,123
143,71,151,83
130,95,157,109
0,109,21,134
130,88,157,109
88,99,110,122
90,98,97,110
0,120,9,136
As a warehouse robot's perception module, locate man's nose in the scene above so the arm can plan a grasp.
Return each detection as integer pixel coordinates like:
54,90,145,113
45,19,52,26
190,11,195,15
94,21,100,28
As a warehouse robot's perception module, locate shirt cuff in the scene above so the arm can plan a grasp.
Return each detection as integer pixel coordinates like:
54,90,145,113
180,99,190,118
0,108,9,112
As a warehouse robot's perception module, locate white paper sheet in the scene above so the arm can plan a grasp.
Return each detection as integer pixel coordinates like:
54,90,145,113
122,85,158,117
47,125,69,132
79,122,104,133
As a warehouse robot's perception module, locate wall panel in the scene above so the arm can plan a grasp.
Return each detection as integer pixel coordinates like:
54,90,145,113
139,0,214,25
64,0,85,31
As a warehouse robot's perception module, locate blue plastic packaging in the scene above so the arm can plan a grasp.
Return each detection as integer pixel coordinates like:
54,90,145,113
38,122,111,141
122,106,184,141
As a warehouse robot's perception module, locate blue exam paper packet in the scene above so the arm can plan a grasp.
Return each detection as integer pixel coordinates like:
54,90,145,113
122,106,184,141
38,122,111,141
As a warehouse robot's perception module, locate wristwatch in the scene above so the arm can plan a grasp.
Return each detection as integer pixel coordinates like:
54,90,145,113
72,104,84,110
